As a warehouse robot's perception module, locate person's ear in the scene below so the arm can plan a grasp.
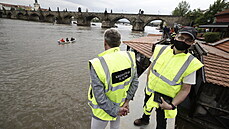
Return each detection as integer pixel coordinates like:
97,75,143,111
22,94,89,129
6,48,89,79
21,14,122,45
104,40,107,50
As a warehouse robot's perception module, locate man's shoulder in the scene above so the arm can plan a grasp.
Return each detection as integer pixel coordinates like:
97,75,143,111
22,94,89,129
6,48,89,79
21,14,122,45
89,57,100,64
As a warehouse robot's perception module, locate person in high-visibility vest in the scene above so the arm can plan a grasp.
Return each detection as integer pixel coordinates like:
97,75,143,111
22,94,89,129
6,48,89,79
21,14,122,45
134,27,204,129
88,29,139,129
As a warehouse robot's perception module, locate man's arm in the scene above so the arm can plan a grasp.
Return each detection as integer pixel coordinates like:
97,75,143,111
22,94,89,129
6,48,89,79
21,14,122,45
146,63,152,84
90,65,119,117
160,83,191,110
171,83,191,106
123,67,139,114
126,67,139,100
160,71,196,110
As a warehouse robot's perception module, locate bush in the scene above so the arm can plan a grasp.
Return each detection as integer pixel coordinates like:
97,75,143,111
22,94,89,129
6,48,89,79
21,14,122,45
204,32,221,43
196,28,205,33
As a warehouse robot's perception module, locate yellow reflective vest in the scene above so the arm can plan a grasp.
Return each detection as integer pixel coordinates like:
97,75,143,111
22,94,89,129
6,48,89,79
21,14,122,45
144,45,203,118
88,47,136,121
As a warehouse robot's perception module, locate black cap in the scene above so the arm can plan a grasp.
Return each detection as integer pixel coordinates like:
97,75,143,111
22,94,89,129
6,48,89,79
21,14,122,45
179,26,197,40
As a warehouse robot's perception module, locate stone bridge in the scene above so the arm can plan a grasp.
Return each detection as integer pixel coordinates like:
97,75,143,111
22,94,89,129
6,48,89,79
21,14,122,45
0,10,189,31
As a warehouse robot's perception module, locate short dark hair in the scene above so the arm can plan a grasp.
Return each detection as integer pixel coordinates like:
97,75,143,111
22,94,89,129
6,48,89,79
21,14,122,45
104,29,121,47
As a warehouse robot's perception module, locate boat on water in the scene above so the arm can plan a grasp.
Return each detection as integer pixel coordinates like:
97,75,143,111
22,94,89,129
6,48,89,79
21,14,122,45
57,37,76,45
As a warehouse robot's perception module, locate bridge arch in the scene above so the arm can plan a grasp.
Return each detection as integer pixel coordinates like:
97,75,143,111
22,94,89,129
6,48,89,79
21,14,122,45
144,18,163,27
45,14,55,23
63,15,73,24
17,12,24,19
89,16,102,27
86,15,102,22
112,17,132,23
112,17,132,28
29,13,40,21
7,12,12,18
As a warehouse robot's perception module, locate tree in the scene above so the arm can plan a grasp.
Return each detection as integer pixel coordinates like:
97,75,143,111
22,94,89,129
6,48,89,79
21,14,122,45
172,1,190,16
186,0,229,25
186,8,205,26
205,0,229,23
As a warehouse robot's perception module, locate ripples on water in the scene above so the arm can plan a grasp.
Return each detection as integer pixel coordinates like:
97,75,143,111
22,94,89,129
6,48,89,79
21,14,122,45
0,18,160,129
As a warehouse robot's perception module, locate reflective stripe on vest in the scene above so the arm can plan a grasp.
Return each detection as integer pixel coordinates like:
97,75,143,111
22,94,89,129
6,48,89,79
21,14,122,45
98,52,134,93
147,45,168,93
147,86,154,93
151,46,195,86
151,45,168,68
151,54,195,86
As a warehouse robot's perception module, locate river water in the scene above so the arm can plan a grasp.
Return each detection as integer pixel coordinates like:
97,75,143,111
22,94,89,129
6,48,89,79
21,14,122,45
0,18,160,129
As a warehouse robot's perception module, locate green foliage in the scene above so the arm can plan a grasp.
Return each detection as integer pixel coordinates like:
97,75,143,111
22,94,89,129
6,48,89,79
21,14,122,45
205,0,229,24
18,8,24,11
186,8,204,25
204,32,221,43
175,0,229,25
196,28,205,33
172,1,190,16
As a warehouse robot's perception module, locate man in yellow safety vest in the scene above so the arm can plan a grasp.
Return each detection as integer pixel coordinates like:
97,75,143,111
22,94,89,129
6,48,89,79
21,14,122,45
134,27,204,129
88,28,139,129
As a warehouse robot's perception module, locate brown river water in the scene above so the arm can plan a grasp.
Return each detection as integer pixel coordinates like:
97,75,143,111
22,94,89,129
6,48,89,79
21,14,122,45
0,18,160,129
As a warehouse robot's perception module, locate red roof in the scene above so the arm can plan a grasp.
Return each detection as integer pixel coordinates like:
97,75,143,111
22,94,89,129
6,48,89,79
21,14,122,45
0,3,30,8
206,38,229,53
0,2,48,11
123,35,161,58
215,41,229,53
199,43,229,87
215,9,229,16
123,36,229,87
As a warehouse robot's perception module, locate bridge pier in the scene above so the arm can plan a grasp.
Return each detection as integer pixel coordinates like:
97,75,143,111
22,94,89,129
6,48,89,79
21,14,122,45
132,20,144,31
17,15,28,20
44,16,55,23
29,15,40,21
62,18,71,24
77,17,90,26
101,20,114,28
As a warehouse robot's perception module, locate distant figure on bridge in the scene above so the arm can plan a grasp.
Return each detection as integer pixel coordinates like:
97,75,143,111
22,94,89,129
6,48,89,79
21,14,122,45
104,8,108,15
139,9,141,14
141,10,144,14
78,7,81,12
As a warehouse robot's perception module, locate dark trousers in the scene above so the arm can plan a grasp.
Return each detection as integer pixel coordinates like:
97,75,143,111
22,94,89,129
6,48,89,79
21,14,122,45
142,92,167,129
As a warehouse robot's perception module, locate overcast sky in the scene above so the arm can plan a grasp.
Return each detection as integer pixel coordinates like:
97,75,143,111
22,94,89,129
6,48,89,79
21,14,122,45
1,0,218,14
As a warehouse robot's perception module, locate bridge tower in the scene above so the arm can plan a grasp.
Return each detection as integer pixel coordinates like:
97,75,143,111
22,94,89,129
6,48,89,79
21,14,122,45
34,0,40,11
